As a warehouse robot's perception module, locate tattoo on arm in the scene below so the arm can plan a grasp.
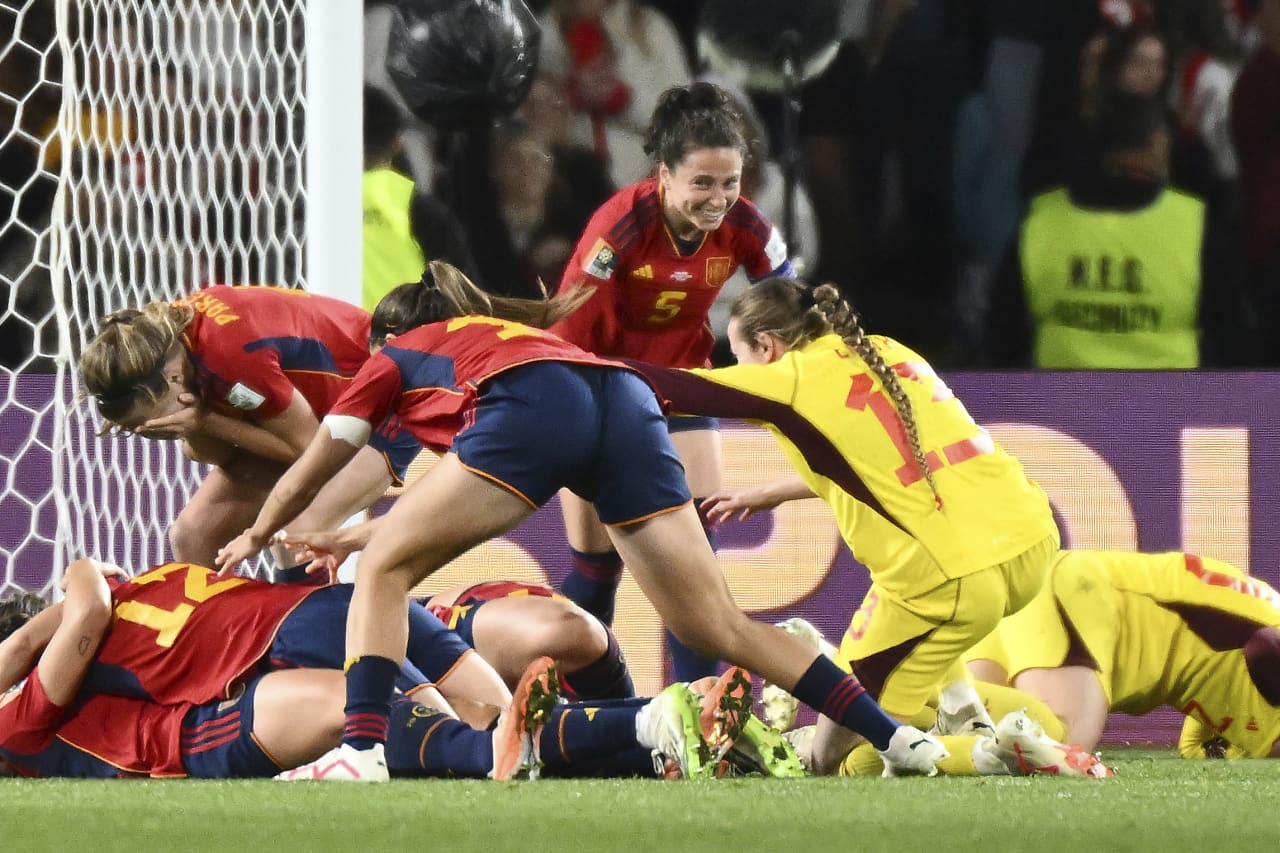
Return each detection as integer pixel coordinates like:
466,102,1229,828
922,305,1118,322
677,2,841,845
77,635,92,656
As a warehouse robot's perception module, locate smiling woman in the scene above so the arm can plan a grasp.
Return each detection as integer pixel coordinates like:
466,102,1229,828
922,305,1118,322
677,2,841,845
545,82,796,683
78,285,417,570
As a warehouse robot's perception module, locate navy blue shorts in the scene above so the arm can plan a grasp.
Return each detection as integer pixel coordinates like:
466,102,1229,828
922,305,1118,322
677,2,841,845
181,677,279,778
267,585,470,689
368,422,422,484
452,362,691,525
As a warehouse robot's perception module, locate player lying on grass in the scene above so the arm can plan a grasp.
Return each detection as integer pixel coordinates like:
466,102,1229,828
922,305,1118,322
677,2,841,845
0,565,784,779
0,559,510,729
963,549,1280,761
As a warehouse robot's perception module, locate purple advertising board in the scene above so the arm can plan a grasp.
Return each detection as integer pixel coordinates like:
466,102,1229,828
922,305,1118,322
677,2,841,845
5,371,1280,746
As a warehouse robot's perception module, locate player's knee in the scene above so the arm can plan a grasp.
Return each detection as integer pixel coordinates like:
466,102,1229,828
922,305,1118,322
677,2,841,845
168,512,215,565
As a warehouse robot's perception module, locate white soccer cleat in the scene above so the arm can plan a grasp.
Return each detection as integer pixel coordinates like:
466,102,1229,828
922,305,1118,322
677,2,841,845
878,725,949,778
992,710,1115,779
932,697,996,738
637,683,715,780
761,617,837,732
275,743,389,782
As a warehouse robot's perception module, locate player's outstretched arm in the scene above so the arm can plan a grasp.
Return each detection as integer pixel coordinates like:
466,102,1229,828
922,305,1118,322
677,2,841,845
281,519,385,578
215,422,364,575
700,475,817,524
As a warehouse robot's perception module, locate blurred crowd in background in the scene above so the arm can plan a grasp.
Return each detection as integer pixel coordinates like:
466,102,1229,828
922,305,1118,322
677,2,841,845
2,0,1279,370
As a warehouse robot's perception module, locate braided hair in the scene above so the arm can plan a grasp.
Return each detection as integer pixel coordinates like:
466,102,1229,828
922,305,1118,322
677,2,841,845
370,260,594,347
730,278,942,510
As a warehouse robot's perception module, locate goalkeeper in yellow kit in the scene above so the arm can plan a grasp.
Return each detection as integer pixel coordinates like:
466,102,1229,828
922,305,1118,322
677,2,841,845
965,549,1280,761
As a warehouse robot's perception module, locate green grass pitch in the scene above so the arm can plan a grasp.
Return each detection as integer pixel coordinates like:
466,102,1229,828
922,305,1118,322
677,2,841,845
4,750,1275,852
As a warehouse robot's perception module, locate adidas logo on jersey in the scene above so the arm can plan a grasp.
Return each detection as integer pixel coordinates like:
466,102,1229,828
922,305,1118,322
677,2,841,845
632,265,654,279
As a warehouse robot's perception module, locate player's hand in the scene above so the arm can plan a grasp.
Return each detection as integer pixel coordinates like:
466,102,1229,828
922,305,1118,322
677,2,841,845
138,392,205,441
214,528,267,576
700,487,785,525
281,530,351,581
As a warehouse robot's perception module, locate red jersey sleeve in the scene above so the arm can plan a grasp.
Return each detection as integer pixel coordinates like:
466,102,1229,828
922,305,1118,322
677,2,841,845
728,197,790,282
328,350,405,428
183,288,300,420
0,670,68,754
550,238,624,353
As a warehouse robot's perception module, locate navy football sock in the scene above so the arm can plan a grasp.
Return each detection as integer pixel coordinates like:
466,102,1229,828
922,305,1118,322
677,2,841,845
561,630,634,699
536,703,645,772
385,696,492,777
790,656,898,750
560,549,624,625
343,655,400,750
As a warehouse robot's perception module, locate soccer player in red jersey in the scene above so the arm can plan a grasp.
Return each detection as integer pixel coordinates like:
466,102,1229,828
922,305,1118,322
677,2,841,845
549,82,793,681
215,260,945,781
79,285,421,570
0,559,509,726
0,562,755,780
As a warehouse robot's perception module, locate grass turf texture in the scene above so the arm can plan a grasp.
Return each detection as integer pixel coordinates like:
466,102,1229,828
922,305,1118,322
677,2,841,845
4,749,1274,852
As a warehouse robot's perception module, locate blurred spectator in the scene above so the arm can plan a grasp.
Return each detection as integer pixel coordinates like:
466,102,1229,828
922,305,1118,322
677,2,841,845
950,1,1051,364
1231,0,1280,364
707,83,819,358
522,72,616,212
992,93,1253,368
451,119,600,299
363,86,429,311
362,86,477,311
538,0,692,187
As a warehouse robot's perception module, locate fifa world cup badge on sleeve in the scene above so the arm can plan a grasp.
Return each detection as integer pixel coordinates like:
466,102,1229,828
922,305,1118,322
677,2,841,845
584,238,618,280
225,382,266,411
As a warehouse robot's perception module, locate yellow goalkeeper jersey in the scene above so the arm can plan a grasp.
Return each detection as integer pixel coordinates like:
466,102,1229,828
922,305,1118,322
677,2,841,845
647,333,1057,598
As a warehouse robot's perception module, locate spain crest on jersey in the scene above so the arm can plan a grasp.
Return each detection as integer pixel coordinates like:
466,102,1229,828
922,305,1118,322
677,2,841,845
583,238,618,280
706,256,733,288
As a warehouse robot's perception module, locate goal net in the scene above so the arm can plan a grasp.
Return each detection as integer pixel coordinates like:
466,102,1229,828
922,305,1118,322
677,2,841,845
1,0,308,595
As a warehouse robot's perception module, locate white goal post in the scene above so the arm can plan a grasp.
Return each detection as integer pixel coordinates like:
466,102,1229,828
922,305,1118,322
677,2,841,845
0,0,362,595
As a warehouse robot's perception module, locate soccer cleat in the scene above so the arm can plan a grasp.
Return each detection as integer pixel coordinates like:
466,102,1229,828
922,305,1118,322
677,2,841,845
275,743,389,782
687,666,753,761
491,655,561,781
932,697,996,738
725,714,808,778
878,725,949,778
992,710,1115,779
760,617,838,732
783,724,817,773
638,683,716,780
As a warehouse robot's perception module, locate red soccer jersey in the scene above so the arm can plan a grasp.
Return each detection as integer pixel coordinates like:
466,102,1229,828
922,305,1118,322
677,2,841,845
330,316,626,452
180,285,373,420
0,682,186,778
93,562,317,703
550,178,789,367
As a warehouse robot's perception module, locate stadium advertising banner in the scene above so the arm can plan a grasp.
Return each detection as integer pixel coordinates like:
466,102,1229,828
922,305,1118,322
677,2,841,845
7,371,1280,744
